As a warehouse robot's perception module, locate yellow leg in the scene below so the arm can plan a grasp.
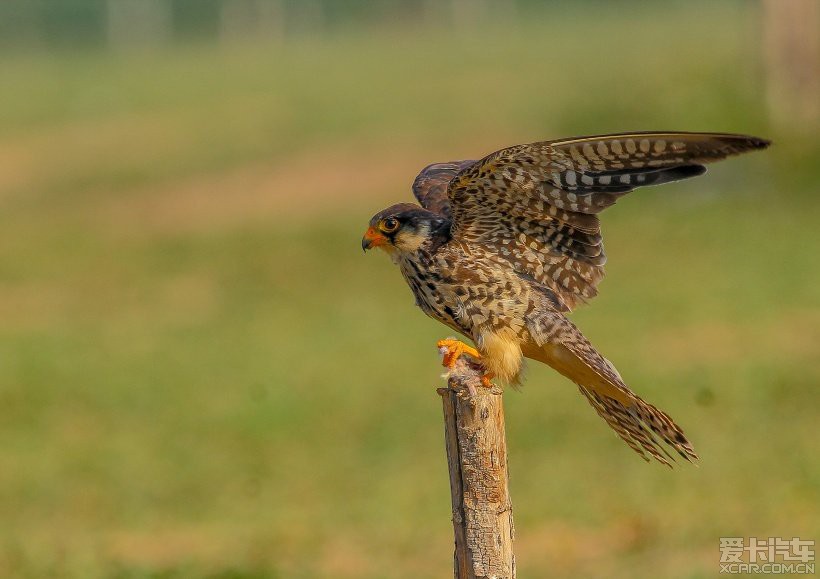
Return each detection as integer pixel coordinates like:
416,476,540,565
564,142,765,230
436,338,494,387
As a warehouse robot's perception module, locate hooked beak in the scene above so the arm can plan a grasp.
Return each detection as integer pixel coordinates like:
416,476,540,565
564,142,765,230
362,226,387,252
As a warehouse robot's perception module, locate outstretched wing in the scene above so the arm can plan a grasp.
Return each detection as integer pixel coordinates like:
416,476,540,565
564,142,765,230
446,132,770,310
412,160,475,218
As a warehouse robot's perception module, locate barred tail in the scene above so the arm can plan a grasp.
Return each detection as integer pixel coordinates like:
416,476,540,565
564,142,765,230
525,311,699,466
578,385,699,467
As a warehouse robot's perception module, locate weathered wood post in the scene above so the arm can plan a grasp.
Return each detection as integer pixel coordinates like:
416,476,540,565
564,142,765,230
438,355,516,579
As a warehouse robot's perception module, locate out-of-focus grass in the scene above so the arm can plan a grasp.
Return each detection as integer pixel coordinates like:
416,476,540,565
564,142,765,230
0,2,818,578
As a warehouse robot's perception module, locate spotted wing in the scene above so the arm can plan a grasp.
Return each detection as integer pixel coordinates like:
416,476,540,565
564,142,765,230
412,160,476,218
446,132,770,309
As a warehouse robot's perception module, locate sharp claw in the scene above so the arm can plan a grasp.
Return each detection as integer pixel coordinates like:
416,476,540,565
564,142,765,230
436,338,495,390
436,338,481,369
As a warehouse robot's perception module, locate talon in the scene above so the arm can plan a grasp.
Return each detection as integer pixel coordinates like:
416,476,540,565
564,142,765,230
436,338,481,369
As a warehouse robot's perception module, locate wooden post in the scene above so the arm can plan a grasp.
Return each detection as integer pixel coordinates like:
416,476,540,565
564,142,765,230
438,356,516,579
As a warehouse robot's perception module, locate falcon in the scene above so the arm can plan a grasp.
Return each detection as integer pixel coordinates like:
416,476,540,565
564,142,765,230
362,131,769,466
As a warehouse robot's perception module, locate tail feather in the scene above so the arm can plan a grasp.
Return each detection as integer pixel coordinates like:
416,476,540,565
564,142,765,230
578,385,698,467
525,312,699,466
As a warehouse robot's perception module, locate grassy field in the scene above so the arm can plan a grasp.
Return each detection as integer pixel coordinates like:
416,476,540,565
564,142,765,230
0,3,818,578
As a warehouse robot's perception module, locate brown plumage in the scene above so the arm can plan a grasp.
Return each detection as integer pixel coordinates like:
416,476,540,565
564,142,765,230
362,131,769,466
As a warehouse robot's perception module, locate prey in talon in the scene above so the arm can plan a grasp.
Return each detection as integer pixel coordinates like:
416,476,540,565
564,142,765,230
362,131,769,466
437,337,493,393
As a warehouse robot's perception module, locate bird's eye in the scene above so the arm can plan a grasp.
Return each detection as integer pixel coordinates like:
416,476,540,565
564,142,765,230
380,218,399,233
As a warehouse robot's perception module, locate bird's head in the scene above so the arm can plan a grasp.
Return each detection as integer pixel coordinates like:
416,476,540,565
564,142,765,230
362,203,447,255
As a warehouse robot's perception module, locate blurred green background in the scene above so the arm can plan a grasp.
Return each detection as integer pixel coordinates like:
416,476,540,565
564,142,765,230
0,1,818,577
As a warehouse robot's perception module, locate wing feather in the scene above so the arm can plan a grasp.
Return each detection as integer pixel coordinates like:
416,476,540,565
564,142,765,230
411,160,475,218
445,131,769,309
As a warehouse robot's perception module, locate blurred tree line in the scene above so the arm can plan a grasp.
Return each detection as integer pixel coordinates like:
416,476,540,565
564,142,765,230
0,0,532,50
0,0,815,130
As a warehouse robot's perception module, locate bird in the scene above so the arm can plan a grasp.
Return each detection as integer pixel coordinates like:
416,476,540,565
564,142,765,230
362,131,769,466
